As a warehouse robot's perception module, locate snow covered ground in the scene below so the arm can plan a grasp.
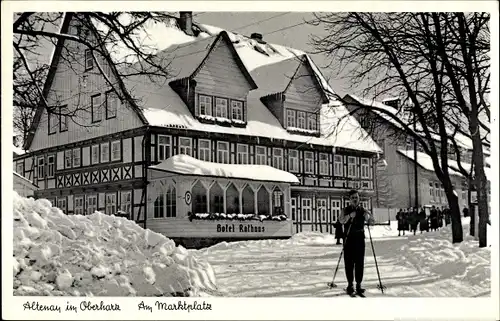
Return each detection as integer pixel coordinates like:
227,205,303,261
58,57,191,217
13,193,490,298
193,218,491,297
12,193,218,297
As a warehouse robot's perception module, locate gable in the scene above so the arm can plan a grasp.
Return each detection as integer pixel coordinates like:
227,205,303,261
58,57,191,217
192,34,256,100
284,61,326,111
25,14,146,151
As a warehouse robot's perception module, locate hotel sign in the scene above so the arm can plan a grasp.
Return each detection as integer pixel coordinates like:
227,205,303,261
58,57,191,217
216,223,265,233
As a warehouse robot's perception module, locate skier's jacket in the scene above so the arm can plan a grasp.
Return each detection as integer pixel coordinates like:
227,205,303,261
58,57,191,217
396,211,405,230
339,205,373,238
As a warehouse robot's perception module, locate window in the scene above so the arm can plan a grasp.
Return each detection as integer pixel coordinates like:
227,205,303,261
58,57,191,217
198,95,212,116
91,145,99,164
217,141,229,164
237,144,248,164
60,106,68,132
120,191,132,216
64,150,73,168
198,139,211,162
101,143,110,163
334,155,343,176
158,135,172,161
319,153,329,175
308,113,317,131
302,198,312,222
255,146,267,165
179,137,192,156
215,98,228,118
86,194,98,215
37,157,45,179
85,49,93,70
91,94,102,123
288,150,299,172
272,148,283,170
286,109,295,128
16,162,24,176
154,194,164,218
111,140,121,161
166,186,177,218
273,190,283,215
429,183,435,201
317,199,327,222
106,91,119,119
49,111,58,134
72,148,81,167
74,196,84,215
331,199,341,222
47,155,55,178
57,197,67,214
231,100,243,121
348,156,357,178
361,158,370,179
290,198,297,221
105,193,117,215
304,151,314,174
297,111,306,129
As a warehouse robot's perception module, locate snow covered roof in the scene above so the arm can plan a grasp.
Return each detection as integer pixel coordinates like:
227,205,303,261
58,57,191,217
149,154,300,184
122,19,381,154
13,171,38,187
13,145,26,157
397,149,491,181
344,94,473,150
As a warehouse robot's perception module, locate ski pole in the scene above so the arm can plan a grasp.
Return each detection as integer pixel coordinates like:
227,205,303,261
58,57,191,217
366,222,386,293
327,219,353,289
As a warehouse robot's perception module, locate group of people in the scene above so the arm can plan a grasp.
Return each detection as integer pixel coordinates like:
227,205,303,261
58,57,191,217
396,205,452,236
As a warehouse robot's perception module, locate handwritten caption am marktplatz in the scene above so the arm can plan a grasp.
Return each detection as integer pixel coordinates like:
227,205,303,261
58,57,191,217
138,300,212,313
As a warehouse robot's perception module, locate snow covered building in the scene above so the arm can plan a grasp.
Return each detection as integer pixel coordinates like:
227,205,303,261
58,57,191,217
13,12,381,244
343,94,491,212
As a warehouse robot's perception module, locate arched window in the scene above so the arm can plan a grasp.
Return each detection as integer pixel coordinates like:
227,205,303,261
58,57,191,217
272,186,284,216
166,186,176,217
192,180,207,214
257,186,270,215
242,185,255,214
210,182,224,213
154,194,164,218
226,183,240,214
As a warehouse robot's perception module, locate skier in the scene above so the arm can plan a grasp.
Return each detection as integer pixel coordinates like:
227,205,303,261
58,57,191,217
334,219,344,245
408,207,419,235
338,189,375,296
418,207,428,233
429,205,439,231
396,209,405,236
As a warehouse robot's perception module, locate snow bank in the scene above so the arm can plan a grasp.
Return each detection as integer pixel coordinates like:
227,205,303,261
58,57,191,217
399,219,490,288
12,192,218,297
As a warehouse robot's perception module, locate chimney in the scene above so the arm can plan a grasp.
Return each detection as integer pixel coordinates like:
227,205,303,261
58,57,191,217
179,11,194,36
250,32,265,43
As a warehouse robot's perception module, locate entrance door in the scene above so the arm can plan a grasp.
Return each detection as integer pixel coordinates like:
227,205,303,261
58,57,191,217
331,199,342,223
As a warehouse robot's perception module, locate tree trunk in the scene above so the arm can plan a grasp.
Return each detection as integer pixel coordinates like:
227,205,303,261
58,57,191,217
468,179,474,236
470,114,488,247
447,192,463,243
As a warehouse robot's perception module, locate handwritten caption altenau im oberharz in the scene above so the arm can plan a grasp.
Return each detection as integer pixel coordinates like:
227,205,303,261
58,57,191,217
23,300,121,313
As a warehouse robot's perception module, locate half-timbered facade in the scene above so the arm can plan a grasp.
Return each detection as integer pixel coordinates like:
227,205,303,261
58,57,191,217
14,12,382,243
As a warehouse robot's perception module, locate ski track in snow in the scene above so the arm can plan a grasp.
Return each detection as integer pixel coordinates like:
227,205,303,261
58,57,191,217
195,221,490,297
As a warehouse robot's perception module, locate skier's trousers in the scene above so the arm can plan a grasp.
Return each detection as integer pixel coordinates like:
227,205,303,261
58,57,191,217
343,231,365,286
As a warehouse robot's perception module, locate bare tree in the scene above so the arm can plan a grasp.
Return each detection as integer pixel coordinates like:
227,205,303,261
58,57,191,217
309,12,490,245
13,11,180,148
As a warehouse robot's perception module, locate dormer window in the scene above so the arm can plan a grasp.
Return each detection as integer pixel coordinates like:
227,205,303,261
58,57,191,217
231,100,243,121
215,98,228,118
297,111,306,129
308,114,317,131
199,95,212,117
286,110,295,128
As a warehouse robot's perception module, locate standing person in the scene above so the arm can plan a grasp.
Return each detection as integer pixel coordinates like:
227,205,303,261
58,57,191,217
418,207,428,233
409,207,419,235
444,206,451,226
463,207,469,218
334,219,344,245
396,209,405,236
429,205,439,231
338,189,375,296
403,208,410,233
437,207,444,229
